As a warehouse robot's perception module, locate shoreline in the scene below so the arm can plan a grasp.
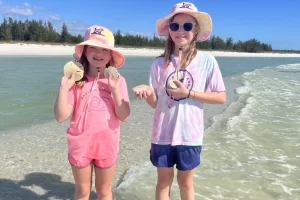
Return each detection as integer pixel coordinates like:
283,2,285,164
1,43,300,57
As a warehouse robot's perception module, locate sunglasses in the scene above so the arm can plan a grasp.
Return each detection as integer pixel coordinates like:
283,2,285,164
169,22,195,32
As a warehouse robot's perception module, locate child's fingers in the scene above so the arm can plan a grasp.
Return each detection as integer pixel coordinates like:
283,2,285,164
172,80,183,88
167,88,173,95
132,86,140,92
143,92,148,99
132,85,146,91
139,91,144,99
132,89,138,94
134,91,140,99
132,88,150,100
143,90,149,99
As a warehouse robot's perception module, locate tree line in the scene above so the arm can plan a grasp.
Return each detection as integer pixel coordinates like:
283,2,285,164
0,17,292,53
114,30,273,52
0,17,82,44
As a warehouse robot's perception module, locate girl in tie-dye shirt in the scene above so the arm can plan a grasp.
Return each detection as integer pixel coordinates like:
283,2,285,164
132,2,226,199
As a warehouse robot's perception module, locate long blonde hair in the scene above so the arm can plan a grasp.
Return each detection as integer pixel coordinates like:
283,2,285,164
161,14,199,68
75,46,112,87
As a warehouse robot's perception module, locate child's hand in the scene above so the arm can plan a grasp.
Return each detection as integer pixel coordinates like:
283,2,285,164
60,72,76,90
108,73,120,91
132,85,154,99
167,80,189,99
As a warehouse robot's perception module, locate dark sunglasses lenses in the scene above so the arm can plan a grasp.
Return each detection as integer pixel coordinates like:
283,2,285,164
169,23,193,31
169,23,179,31
183,23,193,31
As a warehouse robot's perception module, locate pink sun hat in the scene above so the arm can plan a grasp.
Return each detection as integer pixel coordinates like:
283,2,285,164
156,2,212,42
75,25,124,68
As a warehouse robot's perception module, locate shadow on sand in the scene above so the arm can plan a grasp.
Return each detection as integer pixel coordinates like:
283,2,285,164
0,172,97,200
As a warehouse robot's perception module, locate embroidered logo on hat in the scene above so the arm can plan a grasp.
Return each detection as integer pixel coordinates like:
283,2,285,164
179,2,192,9
91,28,105,36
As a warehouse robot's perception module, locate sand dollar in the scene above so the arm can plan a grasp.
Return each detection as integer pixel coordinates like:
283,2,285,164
168,69,181,89
168,80,178,89
104,66,119,79
64,61,84,81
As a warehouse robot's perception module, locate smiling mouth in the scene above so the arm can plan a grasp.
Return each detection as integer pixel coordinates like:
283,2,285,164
176,36,187,40
93,57,103,61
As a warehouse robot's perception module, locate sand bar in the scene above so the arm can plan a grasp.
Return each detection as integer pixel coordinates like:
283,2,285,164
0,43,300,57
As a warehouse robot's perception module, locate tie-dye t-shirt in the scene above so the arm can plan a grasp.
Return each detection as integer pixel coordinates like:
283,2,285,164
66,75,129,160
149,52,225,146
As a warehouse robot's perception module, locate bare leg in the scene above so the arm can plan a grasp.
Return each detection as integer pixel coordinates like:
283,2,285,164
94,164,116,200
156,167,174,200
177,169,195,200
71,164,93,200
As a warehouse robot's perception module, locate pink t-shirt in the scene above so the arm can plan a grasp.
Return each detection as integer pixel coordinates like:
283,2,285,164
149,52,225,146
66,75,129,160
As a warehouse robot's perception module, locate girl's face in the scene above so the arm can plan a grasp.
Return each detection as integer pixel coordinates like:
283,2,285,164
169,14,199,48
84,46,111,68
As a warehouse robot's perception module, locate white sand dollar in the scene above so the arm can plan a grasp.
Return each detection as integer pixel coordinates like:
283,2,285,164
104,66,119,79
168,68,181,89
168,80,178,89
64,61,84,81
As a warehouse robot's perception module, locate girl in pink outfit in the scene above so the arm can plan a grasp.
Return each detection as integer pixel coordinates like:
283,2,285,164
132,2,226,200
54,25,130,200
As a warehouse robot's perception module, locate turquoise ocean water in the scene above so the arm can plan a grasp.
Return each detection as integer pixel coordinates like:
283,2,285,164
1,55,300,199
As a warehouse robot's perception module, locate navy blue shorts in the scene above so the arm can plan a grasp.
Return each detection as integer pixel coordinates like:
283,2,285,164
150,144,202,171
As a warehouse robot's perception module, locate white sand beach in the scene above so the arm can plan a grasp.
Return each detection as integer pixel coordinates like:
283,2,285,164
0,43,300,57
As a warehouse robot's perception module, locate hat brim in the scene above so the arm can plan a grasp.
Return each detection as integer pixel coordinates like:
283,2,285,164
156,11,213,42
75,40,125,68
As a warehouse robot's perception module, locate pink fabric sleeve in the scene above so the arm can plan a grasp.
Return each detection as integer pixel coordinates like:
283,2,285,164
68,86,75,105
149,61,158,95
120,76,130,103
206,57,226,92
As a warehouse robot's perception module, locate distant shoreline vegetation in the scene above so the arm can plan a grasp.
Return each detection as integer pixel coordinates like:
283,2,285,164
0,18,299,54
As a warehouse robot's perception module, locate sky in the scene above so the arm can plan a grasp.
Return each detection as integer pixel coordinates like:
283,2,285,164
0,0,299,50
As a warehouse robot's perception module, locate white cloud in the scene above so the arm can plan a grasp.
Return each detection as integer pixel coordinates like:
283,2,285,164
32,5,45,10
50,14,61,21
5,7,33,16
23,2,30,7
0,1,86,36
0,1,45,17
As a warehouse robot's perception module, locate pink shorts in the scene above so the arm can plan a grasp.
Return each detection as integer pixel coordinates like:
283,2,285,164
68,153,118,168
67,132,119,168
